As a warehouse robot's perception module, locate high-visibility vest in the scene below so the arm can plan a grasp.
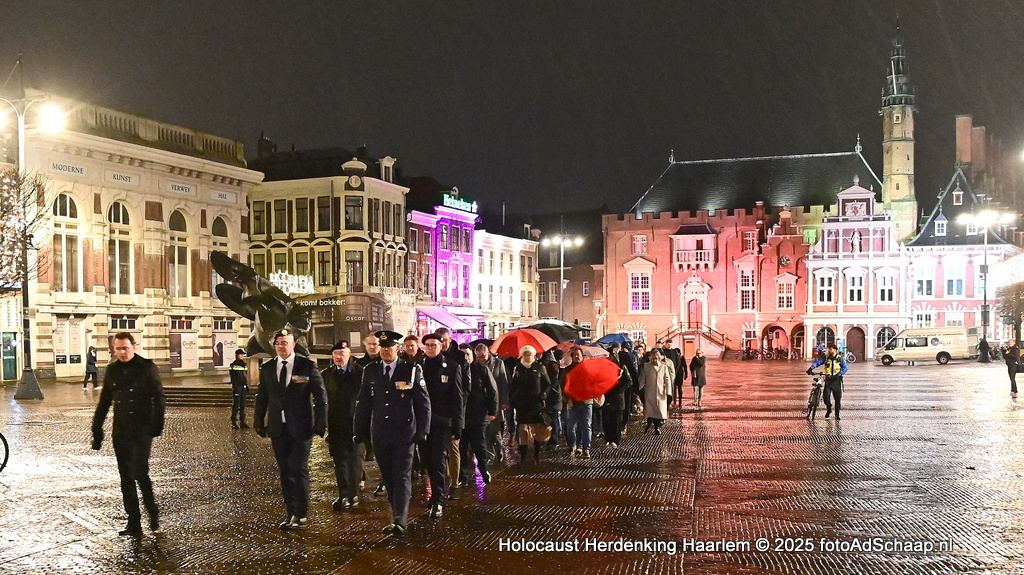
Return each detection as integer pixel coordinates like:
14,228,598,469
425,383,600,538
823,357,843,376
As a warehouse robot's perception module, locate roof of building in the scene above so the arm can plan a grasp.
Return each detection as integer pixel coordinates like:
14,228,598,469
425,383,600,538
672,223,717,235
629,151,882,214
907,166,1010,247
250,144,391,182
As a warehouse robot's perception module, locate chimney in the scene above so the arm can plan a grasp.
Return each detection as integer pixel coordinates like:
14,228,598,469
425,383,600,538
501,200,506,227
955,115,973,166
971,125,987,173
256,131,276,158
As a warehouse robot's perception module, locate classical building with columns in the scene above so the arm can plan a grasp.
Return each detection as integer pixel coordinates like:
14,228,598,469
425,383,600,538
1,89,262,379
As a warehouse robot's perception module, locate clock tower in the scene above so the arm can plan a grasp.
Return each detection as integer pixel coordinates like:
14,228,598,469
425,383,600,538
881,21,918,241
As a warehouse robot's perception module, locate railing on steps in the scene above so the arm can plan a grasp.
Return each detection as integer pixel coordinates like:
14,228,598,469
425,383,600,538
656,322,731,358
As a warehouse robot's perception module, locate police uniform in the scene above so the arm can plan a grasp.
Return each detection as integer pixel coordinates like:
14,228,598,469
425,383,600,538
229,354,249,428
421,337,464,513
808,352,847,419
354,331,431,535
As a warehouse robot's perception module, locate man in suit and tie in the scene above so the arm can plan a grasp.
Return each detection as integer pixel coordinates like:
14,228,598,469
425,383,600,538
354,330,431,537
254,329,327,530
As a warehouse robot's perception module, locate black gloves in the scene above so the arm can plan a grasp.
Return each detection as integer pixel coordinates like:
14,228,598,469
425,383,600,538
806,368,814,375
91,430,103,451
414,432,428,445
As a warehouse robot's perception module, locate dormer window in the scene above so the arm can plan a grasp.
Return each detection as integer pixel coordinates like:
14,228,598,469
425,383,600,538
953,191,963,206
966,222,978,236
743,230,757,252
935,220,946,237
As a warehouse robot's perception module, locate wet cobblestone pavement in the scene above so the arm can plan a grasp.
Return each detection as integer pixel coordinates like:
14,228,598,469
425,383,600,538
2,361,1023,574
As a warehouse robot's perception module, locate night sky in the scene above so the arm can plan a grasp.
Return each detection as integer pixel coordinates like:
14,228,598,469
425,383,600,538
3,0,1023,215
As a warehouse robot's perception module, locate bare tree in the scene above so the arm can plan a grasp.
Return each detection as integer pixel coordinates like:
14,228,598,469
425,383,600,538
998,280,1024,343
0,168,51,291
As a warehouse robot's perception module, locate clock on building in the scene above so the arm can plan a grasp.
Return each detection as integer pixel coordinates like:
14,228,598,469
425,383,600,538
779,256,790,266
348,175,362,188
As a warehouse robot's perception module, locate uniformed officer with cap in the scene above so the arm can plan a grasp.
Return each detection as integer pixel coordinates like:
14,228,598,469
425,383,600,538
229,349,249,429
354,330,431,537
419,333,464,518
322,339,364,511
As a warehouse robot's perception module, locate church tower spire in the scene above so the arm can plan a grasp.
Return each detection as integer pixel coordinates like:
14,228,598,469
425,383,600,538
881,18,918,240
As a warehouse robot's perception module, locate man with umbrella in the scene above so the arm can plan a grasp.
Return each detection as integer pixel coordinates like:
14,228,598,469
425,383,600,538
354,330,430,536
562,346,593,459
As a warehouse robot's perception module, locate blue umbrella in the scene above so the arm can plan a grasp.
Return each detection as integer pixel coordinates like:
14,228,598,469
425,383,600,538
596,332,633,348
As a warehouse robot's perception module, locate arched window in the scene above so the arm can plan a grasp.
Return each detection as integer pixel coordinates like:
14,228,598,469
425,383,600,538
107,202,132,294
168,210,189,297
52,194,80,291
876,327,896,350
52,193,78,218
212,216,228,238
815,327,836,348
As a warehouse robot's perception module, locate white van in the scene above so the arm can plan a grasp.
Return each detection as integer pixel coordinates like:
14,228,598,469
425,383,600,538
877,327,980,366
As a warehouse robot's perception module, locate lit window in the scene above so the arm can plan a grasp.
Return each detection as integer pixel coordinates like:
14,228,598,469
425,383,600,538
935,220,946,236
739,269,755,310
629,272,651,312
817,274,834,303
631,234,648,255
878,274,895,302
847,275,864,303
776,280,794,310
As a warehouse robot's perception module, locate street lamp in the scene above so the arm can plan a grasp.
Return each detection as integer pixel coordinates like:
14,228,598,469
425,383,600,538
1,91,64,400
957,209,1015,361
540,234,584,321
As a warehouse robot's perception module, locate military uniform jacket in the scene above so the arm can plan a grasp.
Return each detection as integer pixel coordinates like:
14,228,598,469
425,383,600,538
92,355,165,440
254,355,327,441
354,360,431,445
421,355,464,431
322,362,364,455
229,359,248,392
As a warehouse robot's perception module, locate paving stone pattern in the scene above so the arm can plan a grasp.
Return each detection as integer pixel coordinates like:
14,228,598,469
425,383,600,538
1,361,1023,574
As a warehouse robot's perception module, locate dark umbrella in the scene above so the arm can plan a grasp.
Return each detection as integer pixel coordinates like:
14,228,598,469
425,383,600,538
468,338,494,349
596,332,633,348
519,319,583,343
563,358,622,402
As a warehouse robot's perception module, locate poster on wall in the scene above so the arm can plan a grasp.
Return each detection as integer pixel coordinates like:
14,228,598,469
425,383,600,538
169,333,182,369
53,319,68,364
212,333,236,367
181,332,199,370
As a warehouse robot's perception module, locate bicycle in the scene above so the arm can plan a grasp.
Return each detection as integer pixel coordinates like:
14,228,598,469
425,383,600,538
0,430,8,474
805,372,824,420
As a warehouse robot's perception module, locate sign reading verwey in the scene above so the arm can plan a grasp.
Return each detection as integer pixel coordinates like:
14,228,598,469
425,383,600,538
269,272,315,295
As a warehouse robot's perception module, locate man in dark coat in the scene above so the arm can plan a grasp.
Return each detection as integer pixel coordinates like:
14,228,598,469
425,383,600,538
322,340,364,511
1002,338,1020,398
660,339,686,406
618,345,639,430
92,332,166,536
476,345,509,464
435,327,470,489
354,333,383,495
229,349,249,429
354,330,431,537
254,330,327,530
603,344,633,447
461,344,499,485
419,333,463,518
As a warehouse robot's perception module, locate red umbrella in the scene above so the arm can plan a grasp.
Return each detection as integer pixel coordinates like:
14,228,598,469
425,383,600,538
490,328,558,359
563,357,622,402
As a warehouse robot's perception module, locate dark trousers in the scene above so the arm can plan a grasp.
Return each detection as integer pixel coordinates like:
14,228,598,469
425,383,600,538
271,432,312,518
460,421,489,480
374,437,415,527
83,370,98,388
425,423,452,505
331,442,365,500
113,436,157,526
823,378,843,416
1009,365,1018,393
602,407,622,444
231,390,247,424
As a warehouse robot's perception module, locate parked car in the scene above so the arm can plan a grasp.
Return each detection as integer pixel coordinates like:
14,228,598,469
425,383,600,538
877,327,979,366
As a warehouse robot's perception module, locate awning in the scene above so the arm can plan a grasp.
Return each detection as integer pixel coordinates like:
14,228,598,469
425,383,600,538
417,306,475,332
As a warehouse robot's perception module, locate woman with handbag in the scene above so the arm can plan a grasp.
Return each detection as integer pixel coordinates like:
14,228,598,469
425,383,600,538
639,349,672,435
509,345,552,464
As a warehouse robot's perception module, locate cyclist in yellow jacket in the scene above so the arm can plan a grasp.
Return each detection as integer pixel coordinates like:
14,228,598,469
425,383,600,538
806,343,848,420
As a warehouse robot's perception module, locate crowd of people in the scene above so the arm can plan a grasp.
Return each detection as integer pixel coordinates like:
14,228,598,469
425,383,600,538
90,328,711,538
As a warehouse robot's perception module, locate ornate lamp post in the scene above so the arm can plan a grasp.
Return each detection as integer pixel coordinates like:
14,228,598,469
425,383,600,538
957,209,1015,362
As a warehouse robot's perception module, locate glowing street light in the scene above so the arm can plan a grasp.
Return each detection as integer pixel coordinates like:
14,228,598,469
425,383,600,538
957,209,1016,354
541,234,585,321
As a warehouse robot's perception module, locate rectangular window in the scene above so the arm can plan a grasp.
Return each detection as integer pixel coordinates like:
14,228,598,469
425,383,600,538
479,250,485,273
273,252,287,273
451,225,460,252
344,196,363,230
423,231,432,255
408,260,418,290
317,251,332,286
916,279,933,297
462,264,470,299
743,230,757,252
423,262,432,295
945,311,964,327
802,228,817,245
463,229,471,253
108,238,131,294
946,277,964,297
273,199,287,233
914,312,934,328
53,233,79,292
441,225,450,251
439,262,448,296
368,199,379,234
252,253,266,278
631,234,648,255
527,291,533,315
548,281,559,304
777,281,794,310
739,269,755,310
111,316,137,330
817,275,834,303
295,199,309,233
935,220,946,237
966,222,978,236
526,256,533,279
549,251,558,268
539,284,546,304
878,275,895,302
252,201,266,235
169,244,187,297
394,204,403,238
953,191,963,206
317,196,331,232
213,318,233,331
380,201,390,235
409,229,419,253
629,272,651,312
488,285,494,310
847,275,864,303
582,281,590,297
520,255,526,277
294,251,310,277
344,250,363,293
170,317,193,330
